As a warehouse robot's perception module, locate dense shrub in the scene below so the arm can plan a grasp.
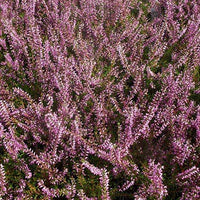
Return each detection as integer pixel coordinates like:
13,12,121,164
0,0,199,199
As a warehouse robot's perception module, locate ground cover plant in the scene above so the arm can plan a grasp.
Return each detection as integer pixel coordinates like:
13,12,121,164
0,0,200,199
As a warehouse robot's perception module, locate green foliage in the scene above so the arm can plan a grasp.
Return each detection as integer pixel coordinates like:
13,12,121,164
77,173,102,198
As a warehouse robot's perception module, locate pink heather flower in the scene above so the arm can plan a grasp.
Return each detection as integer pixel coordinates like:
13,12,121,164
135,160,167,200
0,0,199,198
0,164,7,197
172,138,192,165
82,161,110,200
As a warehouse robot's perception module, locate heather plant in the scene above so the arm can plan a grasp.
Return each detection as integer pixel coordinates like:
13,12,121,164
0,0,199,199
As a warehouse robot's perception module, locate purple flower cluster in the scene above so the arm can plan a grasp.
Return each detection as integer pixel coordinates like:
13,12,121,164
0,0,199,199
134,160,167,200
